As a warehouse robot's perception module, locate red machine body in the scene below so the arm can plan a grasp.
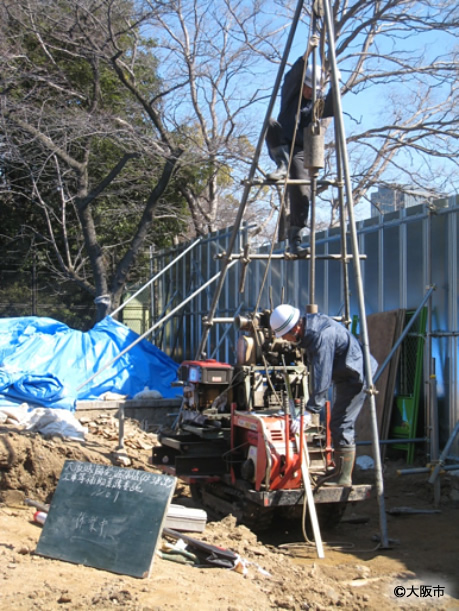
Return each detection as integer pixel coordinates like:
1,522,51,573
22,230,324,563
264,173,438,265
179,359,233,385
231,410,303,491
153,350,371,529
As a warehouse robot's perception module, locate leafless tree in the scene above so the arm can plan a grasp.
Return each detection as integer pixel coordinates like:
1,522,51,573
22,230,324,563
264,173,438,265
0,0,284,318
145,0,287,237
1,0,457,322
1,0,184,318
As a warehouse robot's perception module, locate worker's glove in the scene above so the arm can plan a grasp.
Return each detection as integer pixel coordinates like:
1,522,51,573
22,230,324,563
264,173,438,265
290,411,311,435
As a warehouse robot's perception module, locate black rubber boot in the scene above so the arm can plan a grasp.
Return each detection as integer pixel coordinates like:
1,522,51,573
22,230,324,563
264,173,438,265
287,226,309,257
322,446,356,487
267,145,289,181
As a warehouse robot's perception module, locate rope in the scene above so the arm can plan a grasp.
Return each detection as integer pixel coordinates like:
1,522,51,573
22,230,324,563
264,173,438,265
253,40,313,313
253,9,330,314
280,539,382,555
281,485,381,554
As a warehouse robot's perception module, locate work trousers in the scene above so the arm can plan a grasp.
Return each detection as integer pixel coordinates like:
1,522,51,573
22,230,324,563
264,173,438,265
266,118,310,228
330,377,367,448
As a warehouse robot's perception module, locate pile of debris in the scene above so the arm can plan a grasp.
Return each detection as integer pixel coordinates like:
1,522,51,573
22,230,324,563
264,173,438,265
79,412,156,451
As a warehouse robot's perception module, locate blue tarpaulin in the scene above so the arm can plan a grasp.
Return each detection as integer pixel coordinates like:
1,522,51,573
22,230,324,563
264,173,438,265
0,316,181,411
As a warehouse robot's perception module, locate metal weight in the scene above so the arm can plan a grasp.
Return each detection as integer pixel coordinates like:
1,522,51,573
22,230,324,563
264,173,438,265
303,123,325,172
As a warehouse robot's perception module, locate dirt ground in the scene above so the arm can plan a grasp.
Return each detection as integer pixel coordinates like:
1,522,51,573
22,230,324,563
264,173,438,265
0,412,458,611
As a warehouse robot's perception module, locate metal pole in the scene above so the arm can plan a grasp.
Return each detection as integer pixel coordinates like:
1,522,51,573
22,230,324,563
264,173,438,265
428,420,459,484
150,245,155,330
334,133,351,327
117,405,125,452
215,253,365,260
309,182,317,308
196,0,306,359
357,437,427,446
429,357,441,506
399,462,459,476
110,238,201,318
210,304,244,359
426,206,441,504
76,260,237,392
308,25,318,309
322,0,389,548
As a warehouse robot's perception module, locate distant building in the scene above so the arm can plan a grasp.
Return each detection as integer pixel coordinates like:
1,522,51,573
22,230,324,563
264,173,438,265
370,186,432,217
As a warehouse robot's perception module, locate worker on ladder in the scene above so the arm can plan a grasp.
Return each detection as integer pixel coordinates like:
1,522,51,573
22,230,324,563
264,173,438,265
265,51,334,255
270,304,378,486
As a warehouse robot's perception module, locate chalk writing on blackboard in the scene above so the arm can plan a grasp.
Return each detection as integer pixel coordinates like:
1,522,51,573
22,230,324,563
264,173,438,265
60,462,175,502
35,460,176,578
74,511,109,537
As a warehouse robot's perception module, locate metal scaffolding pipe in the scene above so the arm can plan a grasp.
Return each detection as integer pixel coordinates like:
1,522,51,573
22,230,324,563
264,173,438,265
334,131,351,328
428,420,459,484
110,238,201,318
215,253,366,261
242,178,339,186
398,463,459,476
323,0,389,548
195,0,305,359
211,317,236,323
76,260,237,392
357,437,427,446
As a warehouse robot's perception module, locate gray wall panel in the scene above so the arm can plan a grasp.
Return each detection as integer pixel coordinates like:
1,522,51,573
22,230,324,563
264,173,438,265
405,221,424,305
383,225,401,310
361,229,380,314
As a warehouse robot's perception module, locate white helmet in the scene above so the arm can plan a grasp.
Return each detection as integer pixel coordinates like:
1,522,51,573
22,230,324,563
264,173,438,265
270,305,300,338
304,65,321,89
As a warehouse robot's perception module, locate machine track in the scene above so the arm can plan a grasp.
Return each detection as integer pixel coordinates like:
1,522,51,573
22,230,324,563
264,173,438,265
190,480,352,533
190,482,276,531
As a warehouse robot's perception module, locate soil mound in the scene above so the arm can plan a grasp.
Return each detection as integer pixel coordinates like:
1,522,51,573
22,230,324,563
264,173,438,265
1,413,458,610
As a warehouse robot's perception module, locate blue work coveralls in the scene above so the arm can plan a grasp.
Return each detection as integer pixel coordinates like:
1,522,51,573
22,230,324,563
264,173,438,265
299,313,378,448
266,56,334,229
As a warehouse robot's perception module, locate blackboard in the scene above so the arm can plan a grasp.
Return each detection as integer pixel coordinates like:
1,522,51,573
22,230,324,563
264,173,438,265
35,460,176,578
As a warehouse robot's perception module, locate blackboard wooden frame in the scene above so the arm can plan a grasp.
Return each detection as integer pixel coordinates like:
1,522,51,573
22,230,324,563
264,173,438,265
36,460,176,578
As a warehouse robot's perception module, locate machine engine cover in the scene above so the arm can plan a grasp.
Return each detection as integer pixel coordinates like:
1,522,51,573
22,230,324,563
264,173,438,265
179,359,233,385
232,412,303,491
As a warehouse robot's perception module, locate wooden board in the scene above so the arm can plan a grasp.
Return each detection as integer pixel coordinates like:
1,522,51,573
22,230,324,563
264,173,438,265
356,309,405,455
35,460,176,578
